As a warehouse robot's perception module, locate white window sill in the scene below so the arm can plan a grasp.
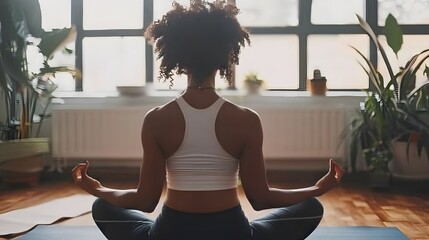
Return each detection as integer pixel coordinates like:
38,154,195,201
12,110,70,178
54,89,367,98
51,89,366,111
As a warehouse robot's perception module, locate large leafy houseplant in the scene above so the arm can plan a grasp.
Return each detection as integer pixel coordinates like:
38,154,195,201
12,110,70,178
0,0,79,141
348,13,429,175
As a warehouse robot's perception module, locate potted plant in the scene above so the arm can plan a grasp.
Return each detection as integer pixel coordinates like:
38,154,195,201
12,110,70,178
243,72,265,95
309,69,327,96
391,66,429,179
346,13,429,185
347,86,397,189
363,143,393,189
0,0,80,185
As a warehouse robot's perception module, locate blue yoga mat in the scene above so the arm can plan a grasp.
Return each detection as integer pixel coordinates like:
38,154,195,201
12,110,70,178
17,225,408,240
307,226,409,240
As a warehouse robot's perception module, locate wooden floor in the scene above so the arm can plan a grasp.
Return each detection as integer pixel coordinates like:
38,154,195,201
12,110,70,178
1,171,428,240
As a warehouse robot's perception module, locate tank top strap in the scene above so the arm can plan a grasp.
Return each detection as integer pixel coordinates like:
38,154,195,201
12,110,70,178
175,96,225,113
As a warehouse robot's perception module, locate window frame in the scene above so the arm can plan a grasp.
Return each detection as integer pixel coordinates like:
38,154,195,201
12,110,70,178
69,0,429,92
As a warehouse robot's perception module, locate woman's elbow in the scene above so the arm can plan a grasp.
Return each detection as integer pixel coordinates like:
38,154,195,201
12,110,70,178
136,190,161,213
136,194,159,213
247,196,270,211
138,200,158,213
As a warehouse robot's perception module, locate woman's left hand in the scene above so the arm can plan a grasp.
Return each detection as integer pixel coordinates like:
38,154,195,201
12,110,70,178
71,161,102,195
315,159,344,195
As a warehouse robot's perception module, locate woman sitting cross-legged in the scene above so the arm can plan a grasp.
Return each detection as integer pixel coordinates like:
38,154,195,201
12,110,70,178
71,1,343,239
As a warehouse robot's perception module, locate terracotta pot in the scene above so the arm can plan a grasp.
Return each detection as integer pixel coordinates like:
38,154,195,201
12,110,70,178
309,79,327,96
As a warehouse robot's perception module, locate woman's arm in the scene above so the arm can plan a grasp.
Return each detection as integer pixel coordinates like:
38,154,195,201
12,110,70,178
238,110,343,211
71,109,166,213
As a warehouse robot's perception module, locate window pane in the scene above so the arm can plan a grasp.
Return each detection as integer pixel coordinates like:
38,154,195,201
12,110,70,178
154,0,190,21
83,37,145,93
236,35,299,89
311,0,365,24
39,0,71,30
378,35,429,87
83,0,143,30
308,35,369,89
378,0,429,25
236,0,298,27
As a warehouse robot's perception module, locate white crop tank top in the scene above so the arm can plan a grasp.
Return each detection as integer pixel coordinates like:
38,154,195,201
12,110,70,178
166,96,239,191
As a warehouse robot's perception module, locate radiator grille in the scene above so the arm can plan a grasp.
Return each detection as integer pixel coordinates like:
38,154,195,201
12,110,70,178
258,108,345,159
52,107,345,161
52,108,149,159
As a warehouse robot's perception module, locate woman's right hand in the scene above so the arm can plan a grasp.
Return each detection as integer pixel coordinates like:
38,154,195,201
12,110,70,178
71,161,102,195
315,159,343,195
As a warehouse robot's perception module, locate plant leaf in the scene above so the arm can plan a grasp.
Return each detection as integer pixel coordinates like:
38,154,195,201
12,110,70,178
424,65,429,78
2,51,28,86
8,0,30,40
38,26,77,59
356,14,397,93
385,13,403,57
37,66,82,79
351,46,382,93
356,14,380,49
19,0,44,38
407,79,429,99
410,49,429,79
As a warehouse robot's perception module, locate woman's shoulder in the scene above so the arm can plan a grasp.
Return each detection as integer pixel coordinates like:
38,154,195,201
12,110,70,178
143,99,180,124
223,99,260,117
221,99,261,124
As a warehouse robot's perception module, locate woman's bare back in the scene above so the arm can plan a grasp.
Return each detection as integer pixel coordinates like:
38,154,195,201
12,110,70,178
149,92,255,212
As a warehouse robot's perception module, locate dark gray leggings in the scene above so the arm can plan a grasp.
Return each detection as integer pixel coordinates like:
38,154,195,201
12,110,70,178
92,197,323,240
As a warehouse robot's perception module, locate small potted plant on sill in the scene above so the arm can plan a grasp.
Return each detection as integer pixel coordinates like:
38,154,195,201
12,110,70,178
243,72,265,95
309,69,327,96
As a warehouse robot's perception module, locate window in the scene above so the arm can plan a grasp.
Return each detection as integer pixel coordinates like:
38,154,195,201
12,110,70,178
36,0,75,91
39,0,71,30
236,0,299,27
378,0,429,25
82,37,146,93
311,0,364,24
83,0,143,30
236,35,299,89
307,35,369,89
378,35,429,87
38,0,429,93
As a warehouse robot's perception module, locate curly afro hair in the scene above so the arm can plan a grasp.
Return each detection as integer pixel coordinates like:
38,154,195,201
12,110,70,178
144,0,250,87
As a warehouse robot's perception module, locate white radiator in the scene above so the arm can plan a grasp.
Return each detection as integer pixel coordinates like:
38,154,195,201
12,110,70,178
52,107,151,159
257,108,346,160
52,106,346,168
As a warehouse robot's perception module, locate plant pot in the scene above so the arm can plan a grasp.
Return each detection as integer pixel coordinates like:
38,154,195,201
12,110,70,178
0,138,50,162
370,171,392,190
391,141,429,180
244,82,263,95
309,79,327,96
0,138,50,186
0,155,44,186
